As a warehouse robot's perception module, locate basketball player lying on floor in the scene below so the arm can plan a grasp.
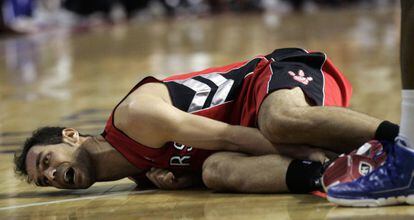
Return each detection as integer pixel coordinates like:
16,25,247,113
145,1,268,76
14,48,399,193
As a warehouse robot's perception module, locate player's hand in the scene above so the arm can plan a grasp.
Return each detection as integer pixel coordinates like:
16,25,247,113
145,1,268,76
145,168,194,190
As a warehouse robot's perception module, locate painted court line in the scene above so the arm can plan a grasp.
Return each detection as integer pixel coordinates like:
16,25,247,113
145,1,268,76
0,190,158,211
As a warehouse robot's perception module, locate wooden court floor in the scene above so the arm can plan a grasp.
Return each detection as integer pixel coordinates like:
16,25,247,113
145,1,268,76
0,5,412,219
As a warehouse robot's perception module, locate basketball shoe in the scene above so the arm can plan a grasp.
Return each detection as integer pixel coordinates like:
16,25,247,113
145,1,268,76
327,137,414,207
321,140,387,192
310,140,386,199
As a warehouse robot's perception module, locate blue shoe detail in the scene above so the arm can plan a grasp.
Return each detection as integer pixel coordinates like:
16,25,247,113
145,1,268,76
327,137,414,206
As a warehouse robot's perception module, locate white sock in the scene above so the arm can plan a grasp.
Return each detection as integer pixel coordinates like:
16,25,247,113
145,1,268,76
399,90,414,148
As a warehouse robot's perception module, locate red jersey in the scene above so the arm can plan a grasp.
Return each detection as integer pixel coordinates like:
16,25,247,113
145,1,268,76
102,48,352,179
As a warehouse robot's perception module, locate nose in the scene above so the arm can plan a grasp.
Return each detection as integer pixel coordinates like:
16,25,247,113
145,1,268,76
44,167,56,182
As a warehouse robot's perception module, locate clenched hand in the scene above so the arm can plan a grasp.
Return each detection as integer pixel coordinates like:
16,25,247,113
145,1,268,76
145,168,194,190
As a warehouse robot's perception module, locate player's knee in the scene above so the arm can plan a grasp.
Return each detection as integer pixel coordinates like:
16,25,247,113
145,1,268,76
259,108,299,143
202,156,242,191
202,156,224,190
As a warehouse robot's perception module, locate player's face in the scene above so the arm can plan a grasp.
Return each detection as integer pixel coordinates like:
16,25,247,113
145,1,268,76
25,143,95,189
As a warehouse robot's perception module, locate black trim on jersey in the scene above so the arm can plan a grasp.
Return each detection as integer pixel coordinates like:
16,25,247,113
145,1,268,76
165,81,197,112
192,76,219,109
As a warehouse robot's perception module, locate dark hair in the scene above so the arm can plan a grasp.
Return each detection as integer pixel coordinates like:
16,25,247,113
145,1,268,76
14,127,66,180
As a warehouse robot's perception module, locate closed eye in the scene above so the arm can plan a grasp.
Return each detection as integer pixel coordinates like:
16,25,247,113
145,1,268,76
43,153,51,168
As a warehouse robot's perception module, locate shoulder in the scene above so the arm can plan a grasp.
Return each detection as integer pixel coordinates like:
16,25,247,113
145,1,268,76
115,82,172,127
114,93,159,131
113,87,175,148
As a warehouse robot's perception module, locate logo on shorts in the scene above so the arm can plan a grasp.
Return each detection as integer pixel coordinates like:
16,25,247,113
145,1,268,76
288,70,313,85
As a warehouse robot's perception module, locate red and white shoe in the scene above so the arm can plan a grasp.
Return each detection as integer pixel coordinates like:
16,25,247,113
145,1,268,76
321,140,387,192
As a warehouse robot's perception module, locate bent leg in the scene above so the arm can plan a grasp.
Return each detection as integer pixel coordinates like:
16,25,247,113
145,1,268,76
258,87,382,152
202,152,292,193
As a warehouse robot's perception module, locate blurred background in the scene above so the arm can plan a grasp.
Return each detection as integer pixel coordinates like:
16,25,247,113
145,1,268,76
0,0,397,34
0,0,401,152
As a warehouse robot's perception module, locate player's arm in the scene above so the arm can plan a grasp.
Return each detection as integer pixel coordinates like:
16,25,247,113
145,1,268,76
167,108,279,155
117,94,279,155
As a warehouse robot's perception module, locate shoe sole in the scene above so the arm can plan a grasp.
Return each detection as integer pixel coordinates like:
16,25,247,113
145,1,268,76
327,195,414,207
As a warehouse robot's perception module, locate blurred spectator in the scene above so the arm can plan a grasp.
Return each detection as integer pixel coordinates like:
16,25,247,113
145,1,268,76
1,0,36,34
62,0,151,19
0,0,398,35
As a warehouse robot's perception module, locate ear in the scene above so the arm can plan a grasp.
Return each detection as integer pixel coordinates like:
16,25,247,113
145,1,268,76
62,128,81,147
